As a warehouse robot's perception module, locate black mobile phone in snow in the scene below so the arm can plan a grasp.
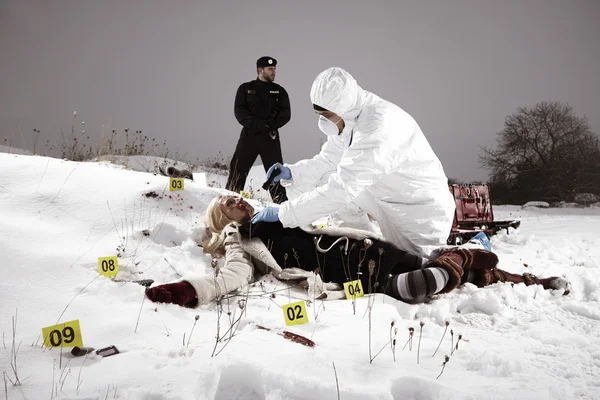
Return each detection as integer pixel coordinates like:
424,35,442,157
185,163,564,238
96,345,120,357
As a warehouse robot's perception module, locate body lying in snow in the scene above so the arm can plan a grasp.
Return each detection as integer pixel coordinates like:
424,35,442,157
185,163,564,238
145,195,571,307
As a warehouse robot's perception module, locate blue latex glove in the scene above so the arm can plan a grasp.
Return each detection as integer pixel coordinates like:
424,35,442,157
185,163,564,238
468,232,492,251
251,206,280,223
266,163,292,183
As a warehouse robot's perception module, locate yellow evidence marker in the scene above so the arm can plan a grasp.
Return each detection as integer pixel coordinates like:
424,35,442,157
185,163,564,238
98,256,119,278
344,280,365,299
42,319,84,348
170,177,184,191
282,300,309,326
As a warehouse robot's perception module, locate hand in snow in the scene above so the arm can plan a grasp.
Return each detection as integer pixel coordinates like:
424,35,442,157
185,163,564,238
146,281,197,307
251,206,280,224
266,163,291,183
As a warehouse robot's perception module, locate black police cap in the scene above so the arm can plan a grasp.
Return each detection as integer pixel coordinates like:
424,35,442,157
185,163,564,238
257,56,277,69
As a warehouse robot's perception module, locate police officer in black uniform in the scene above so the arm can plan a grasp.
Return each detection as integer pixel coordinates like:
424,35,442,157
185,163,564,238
225,56,290,203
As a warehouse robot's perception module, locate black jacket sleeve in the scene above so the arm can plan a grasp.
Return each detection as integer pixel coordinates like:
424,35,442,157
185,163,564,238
268,87,291,129
234,84,270,132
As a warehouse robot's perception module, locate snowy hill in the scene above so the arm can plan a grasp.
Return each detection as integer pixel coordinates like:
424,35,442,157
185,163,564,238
0,144,33,156
1,153,599,400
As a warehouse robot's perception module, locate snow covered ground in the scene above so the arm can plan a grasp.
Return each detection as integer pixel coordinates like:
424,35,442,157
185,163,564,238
1,152,599,400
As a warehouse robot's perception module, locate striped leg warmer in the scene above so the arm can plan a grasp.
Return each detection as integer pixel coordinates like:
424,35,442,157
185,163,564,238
386,267,450,302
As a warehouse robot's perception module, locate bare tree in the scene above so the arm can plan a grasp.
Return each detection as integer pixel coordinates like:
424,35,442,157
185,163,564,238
480,101,600,203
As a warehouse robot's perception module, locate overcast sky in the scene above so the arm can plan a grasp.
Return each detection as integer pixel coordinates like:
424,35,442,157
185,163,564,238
1,0,598,181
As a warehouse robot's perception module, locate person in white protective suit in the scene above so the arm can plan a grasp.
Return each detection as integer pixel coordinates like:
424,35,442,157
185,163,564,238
252,67,456,259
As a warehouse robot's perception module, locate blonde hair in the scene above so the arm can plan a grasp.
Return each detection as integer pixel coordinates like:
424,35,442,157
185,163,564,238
202,196,235,256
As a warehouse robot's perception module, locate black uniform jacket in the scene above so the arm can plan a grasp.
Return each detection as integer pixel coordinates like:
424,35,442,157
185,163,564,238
234,79,291,135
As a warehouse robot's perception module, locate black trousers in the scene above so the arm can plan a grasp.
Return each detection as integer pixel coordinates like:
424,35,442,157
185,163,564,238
313,235,424,294
226,130,287,204
241,222,424,294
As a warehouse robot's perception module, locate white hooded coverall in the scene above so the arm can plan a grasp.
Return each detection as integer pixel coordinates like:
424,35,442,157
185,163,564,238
278,67,456,258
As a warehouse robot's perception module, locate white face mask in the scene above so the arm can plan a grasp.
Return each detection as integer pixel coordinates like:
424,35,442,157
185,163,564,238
318,115,341,136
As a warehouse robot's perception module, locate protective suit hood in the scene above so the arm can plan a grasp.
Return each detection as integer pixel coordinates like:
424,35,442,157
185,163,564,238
310,67,365,121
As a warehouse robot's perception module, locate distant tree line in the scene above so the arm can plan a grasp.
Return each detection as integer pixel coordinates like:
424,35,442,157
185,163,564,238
479,101,600,205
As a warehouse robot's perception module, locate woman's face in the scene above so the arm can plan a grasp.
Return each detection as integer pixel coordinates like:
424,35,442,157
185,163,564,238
218,196,254,223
